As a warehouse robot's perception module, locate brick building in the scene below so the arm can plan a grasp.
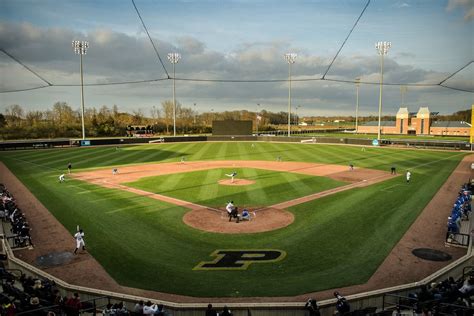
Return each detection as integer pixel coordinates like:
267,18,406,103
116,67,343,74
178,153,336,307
358,107,471,137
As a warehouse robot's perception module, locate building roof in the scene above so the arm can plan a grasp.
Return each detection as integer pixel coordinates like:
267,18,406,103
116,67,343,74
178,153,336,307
396,107,409,119
431,121,472,128
416,107,430,118
361,121,396,127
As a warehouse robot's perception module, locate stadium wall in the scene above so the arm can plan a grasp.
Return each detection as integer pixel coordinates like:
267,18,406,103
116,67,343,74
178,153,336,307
2,237,472,316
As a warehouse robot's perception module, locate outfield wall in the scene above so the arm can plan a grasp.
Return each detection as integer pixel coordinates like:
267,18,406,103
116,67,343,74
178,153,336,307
0,136,469,151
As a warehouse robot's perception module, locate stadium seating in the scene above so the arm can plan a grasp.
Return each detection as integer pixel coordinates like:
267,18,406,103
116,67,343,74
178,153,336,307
0,184,33,249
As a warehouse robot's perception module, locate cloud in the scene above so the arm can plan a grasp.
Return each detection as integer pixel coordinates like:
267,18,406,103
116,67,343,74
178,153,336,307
0,21,472,116
446,0,474,21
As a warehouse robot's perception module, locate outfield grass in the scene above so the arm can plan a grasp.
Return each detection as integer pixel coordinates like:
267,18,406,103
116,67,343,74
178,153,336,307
0,142,466,297
126,168,346,207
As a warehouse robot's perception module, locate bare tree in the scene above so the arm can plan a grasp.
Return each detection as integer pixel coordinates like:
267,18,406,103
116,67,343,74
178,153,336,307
5,104,24,126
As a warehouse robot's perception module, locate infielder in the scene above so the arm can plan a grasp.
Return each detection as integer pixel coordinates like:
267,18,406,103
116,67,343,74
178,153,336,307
406,170,411,183
74,228,86,254
67,162,72,174
59,174,65,183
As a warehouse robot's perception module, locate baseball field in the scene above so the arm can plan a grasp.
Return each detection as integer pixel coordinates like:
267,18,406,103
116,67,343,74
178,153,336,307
0,141,466,297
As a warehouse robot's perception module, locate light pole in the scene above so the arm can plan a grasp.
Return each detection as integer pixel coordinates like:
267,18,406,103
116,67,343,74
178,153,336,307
375,41,391,141
295,105,301,126
72,40,89,140
284,53,297,137
193,103,197,125
256,103,260,135
167,52,181,136
400,85,407,107
355,78,360,133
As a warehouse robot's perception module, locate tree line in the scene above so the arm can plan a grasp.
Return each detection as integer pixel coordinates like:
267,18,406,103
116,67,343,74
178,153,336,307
0,101,295,140
0,102,470,140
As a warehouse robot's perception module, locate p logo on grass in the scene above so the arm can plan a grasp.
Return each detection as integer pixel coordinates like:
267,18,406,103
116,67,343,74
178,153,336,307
193,249,286,270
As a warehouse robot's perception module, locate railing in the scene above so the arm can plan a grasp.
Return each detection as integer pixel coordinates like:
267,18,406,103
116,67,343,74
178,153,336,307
445,232,471,247
16,295,110,315
5,234,33,249
382,293,473,316
462,265,473,279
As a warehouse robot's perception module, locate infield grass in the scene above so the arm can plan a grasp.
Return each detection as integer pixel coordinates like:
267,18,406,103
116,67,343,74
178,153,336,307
0,142,466,296
125,168,346,207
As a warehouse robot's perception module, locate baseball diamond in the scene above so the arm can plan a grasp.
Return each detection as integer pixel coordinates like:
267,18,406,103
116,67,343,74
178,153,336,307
0,141,470,299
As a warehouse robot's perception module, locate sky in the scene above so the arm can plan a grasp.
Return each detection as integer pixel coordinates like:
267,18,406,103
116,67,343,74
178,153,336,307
0,0,473,117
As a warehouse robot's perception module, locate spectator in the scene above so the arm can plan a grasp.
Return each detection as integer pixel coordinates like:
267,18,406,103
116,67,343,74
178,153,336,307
102,303,115,316
305,298,321,316
133,300,144,314
221,305,233,316
458,276,474,304
64,293,82,316
334,291,350,315
206,303,218,316
143,301,158,315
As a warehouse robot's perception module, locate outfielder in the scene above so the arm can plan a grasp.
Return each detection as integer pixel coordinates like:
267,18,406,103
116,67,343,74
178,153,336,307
73,228,86,254
406,170,411,183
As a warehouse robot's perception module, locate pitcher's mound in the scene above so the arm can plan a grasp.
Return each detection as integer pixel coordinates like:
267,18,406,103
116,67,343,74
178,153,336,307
218,179,255,186
183,207,294,234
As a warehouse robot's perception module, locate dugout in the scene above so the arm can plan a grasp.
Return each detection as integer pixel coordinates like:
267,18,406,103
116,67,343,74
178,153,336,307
212,120,252,136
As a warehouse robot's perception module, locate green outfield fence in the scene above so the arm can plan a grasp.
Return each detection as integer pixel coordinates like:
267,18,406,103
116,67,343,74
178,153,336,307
0,135,470,151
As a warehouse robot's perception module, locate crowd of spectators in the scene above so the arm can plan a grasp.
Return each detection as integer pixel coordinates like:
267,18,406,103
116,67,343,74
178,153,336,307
447,182,472,238
0,184,33,248
401,273,474,315
1,271,81,315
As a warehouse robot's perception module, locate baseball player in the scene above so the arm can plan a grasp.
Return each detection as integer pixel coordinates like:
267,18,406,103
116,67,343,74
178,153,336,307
112,168,118,175
67,162,72,174
226,201,235,215
73,228,86,254
391,165,396,175
406,170,411,183
59,174,65,183
225,171,237,183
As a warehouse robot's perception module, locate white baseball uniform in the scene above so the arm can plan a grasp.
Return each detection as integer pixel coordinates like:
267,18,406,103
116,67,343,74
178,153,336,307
74,231,85,248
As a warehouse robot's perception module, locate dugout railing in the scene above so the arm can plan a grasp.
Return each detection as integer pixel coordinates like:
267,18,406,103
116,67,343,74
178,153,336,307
446,232,471,248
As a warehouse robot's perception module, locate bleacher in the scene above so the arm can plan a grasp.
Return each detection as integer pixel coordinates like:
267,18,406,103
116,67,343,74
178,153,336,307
0,184,33,250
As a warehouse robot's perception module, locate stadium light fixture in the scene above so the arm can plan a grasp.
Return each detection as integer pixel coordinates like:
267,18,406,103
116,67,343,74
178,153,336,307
72,40,89,140
167,52,181,137
284,53,297,137
355,78,360,133
375,41,391,141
